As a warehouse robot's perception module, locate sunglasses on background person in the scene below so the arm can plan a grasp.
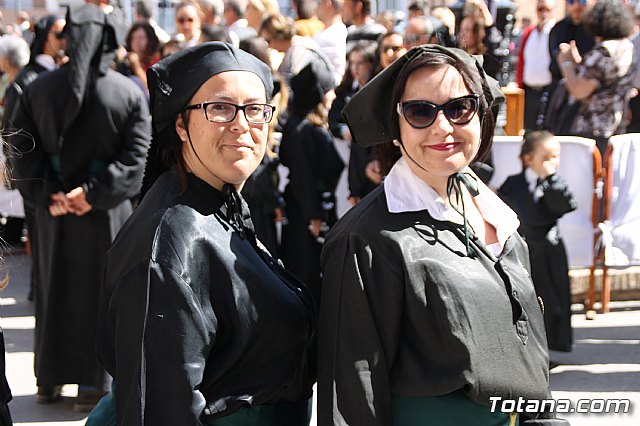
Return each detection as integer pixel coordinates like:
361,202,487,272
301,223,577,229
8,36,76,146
177,16,195,24
566,0,587,5
397,95,480,129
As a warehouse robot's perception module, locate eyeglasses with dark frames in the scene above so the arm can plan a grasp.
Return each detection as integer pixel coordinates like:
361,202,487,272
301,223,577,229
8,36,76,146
397,95,480,129
184,101,276,124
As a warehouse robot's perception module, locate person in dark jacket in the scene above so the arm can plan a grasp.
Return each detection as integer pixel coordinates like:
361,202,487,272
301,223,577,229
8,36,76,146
548,0,595,82
328,40,377,206
280,58,343,302
318,45,570,426
2,14,65,303
9,3,151,411
499,130,577,353
95,41,317,425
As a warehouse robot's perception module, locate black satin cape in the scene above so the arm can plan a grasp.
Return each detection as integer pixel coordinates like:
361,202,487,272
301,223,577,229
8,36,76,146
96,171,316,425
318,185,566,426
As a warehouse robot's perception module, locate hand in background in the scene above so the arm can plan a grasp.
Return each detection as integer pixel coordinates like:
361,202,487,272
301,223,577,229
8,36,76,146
66,187,93,216
49,191,71,217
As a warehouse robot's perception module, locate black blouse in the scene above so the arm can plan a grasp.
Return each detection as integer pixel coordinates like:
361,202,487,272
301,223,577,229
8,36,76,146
96,171,316,425
318,185,558,425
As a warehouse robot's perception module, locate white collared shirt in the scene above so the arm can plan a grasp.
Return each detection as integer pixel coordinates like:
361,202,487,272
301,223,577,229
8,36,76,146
384,157,520,256
34,54,56,71
522,20,555,87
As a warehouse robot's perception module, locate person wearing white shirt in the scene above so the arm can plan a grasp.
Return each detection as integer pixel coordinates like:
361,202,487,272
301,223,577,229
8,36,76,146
314,0,348,86
517,0,556,130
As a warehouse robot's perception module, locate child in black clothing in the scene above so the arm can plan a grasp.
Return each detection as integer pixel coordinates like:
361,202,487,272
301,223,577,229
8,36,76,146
498,130,577,352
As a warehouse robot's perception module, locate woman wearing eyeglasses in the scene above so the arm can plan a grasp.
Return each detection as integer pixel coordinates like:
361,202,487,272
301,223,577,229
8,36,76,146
318,45,569,426
95,42,316,426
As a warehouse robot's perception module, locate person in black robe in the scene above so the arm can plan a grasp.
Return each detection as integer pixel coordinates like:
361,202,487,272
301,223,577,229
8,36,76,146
318,45,570,425
8,3,151,410
3,14,65,302
280,60,344,301
498,130,577,353
95,42,317,425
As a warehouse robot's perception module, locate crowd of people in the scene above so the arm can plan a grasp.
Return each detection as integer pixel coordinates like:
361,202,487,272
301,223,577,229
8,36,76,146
0,0,638,425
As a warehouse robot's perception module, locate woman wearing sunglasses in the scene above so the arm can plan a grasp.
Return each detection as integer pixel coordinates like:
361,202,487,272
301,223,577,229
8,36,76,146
318,45,569,426
174,0,202,47
95,42,316,425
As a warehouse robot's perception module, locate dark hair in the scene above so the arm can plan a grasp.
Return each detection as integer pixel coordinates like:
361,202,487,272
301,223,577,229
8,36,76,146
349,0,371,17
336,40,377,93
260,14,297,41
135,0,153,19
126,22,160,59
293,0,316,19
459,15,486,54
519,130,554,170
408,0,426,14
225,0,245,18
376,51,495,175
200,23,232,42
239,36,272,68
582,0,634,40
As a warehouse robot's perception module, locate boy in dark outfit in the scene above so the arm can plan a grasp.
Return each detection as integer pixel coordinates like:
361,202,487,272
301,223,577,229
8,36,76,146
499,130,577,352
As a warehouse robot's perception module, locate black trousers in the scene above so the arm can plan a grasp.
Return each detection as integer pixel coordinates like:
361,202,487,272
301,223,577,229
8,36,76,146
524,84,553,131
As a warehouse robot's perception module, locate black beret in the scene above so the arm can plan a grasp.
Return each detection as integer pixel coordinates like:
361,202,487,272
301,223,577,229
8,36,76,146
142,42,274,193
289,57,335,115
342,44,505,148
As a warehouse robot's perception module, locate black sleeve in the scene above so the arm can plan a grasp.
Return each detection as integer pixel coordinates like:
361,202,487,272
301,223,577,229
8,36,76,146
112,260,216,426
348,144,369,199
497,176,514,209
84,94,151,209
318,230,403,426
538,174,577,218
328,90,349,139
8,88,60,206
548,22,562,81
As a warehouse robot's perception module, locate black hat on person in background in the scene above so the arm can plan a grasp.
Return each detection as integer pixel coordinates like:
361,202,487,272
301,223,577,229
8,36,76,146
29,15,60,63
289,57,335,116
342,44,505,148
142,41,274,193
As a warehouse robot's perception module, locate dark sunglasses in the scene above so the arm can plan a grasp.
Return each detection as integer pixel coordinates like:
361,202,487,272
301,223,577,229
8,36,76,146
52,31,65,39
397,95,480,129
382,45,404,53
177,16,195,24
566,0,587,5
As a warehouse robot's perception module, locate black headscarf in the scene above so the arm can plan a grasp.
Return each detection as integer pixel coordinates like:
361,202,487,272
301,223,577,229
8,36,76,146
29,15,60,64
142,42,274,193
342,44,504,148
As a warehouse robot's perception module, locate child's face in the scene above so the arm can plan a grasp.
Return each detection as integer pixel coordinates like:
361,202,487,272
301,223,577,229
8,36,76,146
525,138,561,178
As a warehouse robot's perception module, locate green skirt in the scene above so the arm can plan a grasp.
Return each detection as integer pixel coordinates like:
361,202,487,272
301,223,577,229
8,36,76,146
203,399,311,426
392,391,518,426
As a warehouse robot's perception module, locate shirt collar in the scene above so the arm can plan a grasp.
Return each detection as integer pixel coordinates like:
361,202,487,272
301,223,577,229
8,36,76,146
384,156,520,253
524,167,540,193
35,54,56,71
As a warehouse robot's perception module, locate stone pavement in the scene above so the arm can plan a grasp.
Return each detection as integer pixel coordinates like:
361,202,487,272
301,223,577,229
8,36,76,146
1,253,639,425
